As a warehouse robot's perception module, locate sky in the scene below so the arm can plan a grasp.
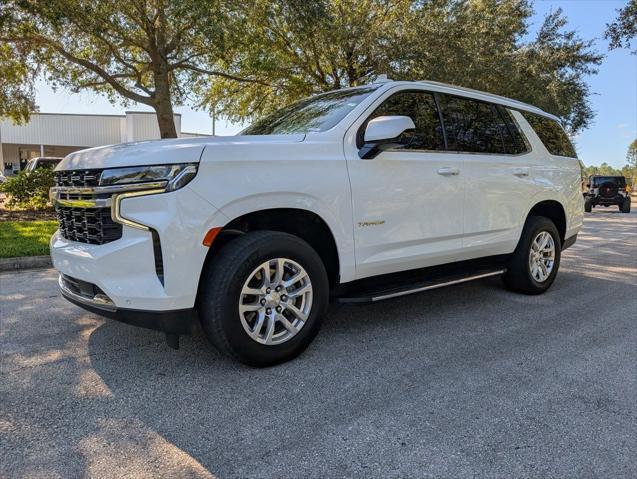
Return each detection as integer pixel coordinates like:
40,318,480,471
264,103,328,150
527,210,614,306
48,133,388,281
33,0,636,168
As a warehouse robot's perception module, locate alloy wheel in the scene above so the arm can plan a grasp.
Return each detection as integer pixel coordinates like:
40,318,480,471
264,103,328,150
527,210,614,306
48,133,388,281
528,231,556,283
239,258,313,345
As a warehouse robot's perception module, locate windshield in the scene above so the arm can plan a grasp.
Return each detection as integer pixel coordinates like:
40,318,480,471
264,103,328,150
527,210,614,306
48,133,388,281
38,160,60,169
240,86,380,135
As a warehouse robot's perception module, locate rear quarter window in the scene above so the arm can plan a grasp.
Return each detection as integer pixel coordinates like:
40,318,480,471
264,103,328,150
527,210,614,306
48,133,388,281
521,112,577,158
497,106,530,154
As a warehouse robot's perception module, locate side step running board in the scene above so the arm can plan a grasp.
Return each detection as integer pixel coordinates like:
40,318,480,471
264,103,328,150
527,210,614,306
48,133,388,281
337,269,505,304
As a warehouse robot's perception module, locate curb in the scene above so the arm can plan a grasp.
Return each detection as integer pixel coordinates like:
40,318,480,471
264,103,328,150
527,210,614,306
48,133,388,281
0,255,52,272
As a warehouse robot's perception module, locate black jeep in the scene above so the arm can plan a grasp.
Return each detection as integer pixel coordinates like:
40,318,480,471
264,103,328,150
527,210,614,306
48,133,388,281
584,176,631,213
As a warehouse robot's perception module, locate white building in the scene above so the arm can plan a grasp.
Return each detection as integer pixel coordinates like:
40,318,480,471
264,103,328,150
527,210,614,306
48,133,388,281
0,111,205,174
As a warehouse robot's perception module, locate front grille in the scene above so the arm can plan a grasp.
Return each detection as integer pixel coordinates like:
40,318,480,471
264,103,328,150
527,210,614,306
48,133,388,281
56,206,123,244
55,169,102,188
54,169,123,245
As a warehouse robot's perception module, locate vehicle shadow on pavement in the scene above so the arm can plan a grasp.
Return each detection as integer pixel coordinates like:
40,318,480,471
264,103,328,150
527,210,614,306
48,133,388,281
84,256,636,478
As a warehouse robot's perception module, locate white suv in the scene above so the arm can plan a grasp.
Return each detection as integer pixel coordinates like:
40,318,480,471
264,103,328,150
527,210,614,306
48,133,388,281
50,80,583,366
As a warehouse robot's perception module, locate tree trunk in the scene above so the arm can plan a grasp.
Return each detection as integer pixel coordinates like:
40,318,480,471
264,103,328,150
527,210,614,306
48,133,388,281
153,99,177,139
152,60,177,138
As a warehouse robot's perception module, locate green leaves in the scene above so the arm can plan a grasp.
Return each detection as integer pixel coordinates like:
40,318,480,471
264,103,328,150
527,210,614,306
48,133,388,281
1,0,605,137
0,42,37,124
0,168,56,210
1,0,236,137
605,0,636,53
205,0,602,134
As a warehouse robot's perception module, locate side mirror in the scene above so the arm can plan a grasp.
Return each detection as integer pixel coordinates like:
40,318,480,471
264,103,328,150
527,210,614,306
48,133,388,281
359,116,416,159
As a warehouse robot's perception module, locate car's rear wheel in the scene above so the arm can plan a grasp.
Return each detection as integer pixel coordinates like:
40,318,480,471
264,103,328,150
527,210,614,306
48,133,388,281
502,216,561,295
620,197,631,213
198,231,329,367
584,197,593,213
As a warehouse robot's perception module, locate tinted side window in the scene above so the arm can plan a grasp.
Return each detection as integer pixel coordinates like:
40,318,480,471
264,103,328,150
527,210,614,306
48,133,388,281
497,106,530,154
438,95,505,153
521,112,577,158
359,91,445,151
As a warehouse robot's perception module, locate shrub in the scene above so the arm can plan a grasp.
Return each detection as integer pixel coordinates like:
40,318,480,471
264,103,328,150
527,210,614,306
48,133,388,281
0,168,56,210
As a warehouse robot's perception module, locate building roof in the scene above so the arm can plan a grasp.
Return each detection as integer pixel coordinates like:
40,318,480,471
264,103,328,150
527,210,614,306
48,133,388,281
0,111,185,148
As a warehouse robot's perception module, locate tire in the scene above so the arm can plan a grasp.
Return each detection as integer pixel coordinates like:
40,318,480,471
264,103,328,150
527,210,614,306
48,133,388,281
620,197,631,213
198,231,329,367
584,197,592,213
502,216,561,295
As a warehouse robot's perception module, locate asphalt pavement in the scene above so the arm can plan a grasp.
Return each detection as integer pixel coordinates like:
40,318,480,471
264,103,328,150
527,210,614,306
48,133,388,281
1,204,636,478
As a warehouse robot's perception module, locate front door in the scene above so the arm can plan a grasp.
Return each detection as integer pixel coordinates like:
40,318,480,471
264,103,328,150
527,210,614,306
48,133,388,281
345,90,465,279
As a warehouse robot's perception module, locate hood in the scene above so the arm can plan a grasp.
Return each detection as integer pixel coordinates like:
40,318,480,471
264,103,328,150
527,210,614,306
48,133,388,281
56,134,306,170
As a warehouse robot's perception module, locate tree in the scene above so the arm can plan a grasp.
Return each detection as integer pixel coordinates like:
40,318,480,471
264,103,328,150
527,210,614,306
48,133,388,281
627,139,637,167
583,163,623,178
199,0,409,122
1,0,262,138
0,21,38,123
605,0,637,54
207,0,602,134
624,139,637,187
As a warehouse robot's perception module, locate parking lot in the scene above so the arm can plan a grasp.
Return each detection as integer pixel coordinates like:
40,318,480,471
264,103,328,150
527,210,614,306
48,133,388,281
1,205,635,479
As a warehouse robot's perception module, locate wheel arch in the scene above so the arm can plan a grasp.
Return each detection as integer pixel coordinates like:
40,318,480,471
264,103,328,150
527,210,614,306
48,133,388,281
526,199,567,243
204,207,342,289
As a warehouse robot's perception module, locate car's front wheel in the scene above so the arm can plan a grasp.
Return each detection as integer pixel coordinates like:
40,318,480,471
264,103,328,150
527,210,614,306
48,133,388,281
502,216,561,295
198,231,329,367
584,197,592,213
620,197,631,213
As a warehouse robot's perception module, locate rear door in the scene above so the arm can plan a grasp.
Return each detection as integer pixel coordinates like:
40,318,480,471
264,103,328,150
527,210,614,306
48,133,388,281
344,89,465,279
436,94,537,257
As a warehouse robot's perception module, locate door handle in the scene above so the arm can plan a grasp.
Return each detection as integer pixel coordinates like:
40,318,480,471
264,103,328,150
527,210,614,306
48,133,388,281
512,168,529,177
437,167,460,176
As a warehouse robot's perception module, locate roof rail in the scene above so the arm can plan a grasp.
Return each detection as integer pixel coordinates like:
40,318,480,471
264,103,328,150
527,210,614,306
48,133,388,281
416,79,556,119
372,74,393,84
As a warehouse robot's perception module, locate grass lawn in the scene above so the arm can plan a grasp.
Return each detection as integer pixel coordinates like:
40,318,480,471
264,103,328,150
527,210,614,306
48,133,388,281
0,221,58,258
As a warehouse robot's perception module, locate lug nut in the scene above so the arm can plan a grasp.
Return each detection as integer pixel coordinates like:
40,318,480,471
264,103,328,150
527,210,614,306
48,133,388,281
266,288,271,294
266,308,272,315
275,285,282,292
260,298,266,306
281,295,288,302
276,306,282,313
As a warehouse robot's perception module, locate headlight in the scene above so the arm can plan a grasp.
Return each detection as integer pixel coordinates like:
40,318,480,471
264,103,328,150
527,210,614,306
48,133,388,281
99,163,198,192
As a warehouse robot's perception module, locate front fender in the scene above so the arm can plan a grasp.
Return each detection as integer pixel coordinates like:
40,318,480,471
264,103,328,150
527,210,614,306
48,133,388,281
216,192,355,283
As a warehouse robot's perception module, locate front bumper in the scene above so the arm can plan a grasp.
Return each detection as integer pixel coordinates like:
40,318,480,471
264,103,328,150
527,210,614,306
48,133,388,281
60,274,196,334
50,185,229,313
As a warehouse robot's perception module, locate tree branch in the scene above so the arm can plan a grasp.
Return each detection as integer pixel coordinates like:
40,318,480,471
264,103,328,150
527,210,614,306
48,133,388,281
175,63,273,87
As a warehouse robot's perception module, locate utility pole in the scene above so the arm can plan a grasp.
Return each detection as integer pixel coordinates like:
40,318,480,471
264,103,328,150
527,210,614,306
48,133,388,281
212,105,216,136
